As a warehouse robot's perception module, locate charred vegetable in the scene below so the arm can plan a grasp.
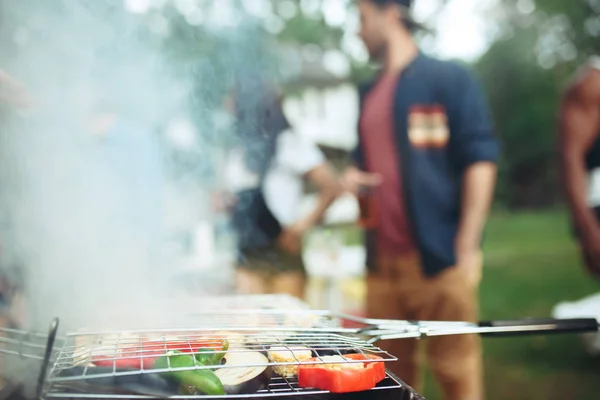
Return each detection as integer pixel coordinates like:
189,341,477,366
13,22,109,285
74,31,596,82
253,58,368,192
214,351,272,394
153,351,225,395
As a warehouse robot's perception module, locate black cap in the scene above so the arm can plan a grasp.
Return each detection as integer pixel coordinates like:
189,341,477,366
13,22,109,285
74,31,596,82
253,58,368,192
370,0,424,31
370,0,412,7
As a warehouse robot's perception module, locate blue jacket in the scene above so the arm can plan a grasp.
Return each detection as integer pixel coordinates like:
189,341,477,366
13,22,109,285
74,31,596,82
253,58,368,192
351,52,500,277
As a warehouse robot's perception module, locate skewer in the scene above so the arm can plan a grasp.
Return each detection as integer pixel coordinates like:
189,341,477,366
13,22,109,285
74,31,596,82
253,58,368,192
359,317,600,343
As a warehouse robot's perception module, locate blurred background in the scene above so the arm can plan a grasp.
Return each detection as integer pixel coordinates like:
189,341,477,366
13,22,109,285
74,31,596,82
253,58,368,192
0,0,599,399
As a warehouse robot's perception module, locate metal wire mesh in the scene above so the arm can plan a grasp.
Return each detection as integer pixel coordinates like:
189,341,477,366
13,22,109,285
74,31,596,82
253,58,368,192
44,371,406,399
0,318,62,400
0,326,50,361
70,298,344,333
50,330,396,381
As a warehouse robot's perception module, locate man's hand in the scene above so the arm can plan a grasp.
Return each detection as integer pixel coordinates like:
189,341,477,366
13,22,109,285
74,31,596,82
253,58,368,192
455,235,483,286
277,221,310,255
341,166,382,196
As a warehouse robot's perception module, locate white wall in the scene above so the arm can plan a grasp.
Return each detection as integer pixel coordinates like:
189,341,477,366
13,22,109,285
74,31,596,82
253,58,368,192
284,83,362,227
283,83,359,151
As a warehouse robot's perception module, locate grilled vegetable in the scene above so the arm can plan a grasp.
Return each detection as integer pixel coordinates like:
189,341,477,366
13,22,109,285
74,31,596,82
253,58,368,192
194,339,229,366
297,354,386,394
91,340,219,369
153,351,225,396
268,346,312,378
215,351,272,394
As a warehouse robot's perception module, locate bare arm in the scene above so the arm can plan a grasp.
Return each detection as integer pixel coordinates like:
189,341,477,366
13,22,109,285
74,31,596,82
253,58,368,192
456,162,497,250
277,162,340,254
558,68,600,239
299,162,341,229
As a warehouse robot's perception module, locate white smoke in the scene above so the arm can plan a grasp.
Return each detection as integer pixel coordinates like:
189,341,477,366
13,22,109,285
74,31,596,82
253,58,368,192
0,0,278,335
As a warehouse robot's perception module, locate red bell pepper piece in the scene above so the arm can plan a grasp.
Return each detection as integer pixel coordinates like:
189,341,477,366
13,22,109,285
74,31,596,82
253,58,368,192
298,354,386,393
91,340,222,369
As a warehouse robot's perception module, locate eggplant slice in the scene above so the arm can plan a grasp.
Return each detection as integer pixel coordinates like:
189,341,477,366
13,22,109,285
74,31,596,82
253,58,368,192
215,351,272,394
54,367,178,397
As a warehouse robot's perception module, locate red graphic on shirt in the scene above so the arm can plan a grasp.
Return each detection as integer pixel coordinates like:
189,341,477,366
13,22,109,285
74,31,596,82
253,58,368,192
408,104,450,149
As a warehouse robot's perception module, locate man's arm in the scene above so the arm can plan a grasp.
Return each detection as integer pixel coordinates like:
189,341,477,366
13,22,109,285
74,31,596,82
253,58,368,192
277,139,340,254
456,163,497,255
558,68,600,243
451,66,499,254
299,162,341,230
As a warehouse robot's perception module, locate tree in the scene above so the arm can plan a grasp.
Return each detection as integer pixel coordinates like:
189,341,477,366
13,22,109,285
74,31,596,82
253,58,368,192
474,0,599,208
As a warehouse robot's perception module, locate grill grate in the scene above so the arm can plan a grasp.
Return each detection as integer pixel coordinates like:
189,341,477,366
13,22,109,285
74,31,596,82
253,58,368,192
0,325,58,361
50,330,396,382
44,372,406,399
1,303,435,399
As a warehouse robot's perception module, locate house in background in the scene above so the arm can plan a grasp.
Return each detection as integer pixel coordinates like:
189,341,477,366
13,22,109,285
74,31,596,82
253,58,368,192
279,44,362,228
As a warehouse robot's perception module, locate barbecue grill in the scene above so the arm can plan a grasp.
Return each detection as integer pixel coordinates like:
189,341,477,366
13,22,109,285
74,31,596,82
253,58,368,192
0,295,598,400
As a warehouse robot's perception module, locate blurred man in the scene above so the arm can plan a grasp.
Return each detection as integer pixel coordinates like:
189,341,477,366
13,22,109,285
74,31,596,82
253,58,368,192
343,1,499,399
558,57,600,278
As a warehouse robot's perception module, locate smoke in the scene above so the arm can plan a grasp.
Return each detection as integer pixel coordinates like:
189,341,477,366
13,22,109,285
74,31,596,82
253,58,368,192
0,0,279,335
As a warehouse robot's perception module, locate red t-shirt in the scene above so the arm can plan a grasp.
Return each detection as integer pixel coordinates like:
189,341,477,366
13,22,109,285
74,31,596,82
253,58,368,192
359,72,415,256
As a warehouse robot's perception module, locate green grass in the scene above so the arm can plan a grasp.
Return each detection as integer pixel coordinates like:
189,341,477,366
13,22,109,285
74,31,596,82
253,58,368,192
424,210,600,400
327,210,600,399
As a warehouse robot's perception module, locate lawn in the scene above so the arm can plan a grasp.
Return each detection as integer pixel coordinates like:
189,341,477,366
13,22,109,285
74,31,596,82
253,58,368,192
319,210,600,400
424,210,600,400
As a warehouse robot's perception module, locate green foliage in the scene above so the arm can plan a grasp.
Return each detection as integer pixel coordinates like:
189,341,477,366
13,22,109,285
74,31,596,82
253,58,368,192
474,1,599,208
277,13,344,48
334,210,600,400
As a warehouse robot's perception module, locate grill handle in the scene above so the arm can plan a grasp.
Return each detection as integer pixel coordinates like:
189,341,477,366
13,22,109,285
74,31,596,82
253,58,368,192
476,318,599,337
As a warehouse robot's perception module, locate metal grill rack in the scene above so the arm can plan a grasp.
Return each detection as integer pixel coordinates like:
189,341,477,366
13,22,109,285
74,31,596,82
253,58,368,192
0,325,54,361
51,331,396,380
41,325,404,399
44,371,414,399
0,318,61,400
3,304,597,400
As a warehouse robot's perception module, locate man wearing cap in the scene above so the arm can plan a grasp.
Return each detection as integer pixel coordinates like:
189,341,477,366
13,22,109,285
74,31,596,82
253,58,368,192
342,1,499,399
558,57,600,279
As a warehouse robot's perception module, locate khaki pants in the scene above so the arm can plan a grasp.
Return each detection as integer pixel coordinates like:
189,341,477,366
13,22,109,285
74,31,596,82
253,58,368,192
236,269,306,300
367,252,484,400
235,242,307,300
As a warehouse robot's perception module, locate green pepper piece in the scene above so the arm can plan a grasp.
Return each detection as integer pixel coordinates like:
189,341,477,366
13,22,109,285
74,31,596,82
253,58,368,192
217,339,229,362
153,351,225,396
176,370,224,395
194,339,230,366
194,348,215,366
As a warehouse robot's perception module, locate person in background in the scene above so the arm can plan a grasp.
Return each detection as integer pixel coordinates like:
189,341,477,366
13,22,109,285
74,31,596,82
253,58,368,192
342,1,499,399
223,80,340,300
558,57,600,279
